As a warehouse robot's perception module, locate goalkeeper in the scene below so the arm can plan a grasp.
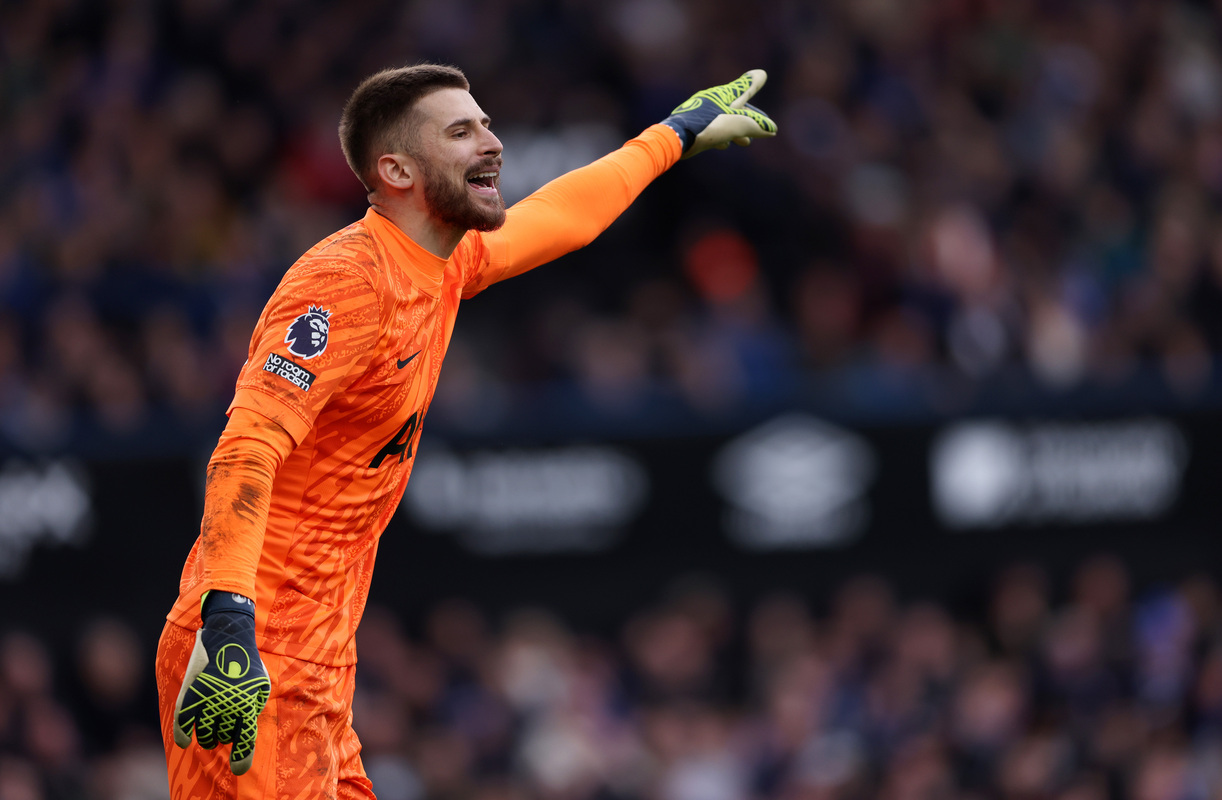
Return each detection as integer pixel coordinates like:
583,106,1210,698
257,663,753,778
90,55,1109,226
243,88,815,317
155,63,775,798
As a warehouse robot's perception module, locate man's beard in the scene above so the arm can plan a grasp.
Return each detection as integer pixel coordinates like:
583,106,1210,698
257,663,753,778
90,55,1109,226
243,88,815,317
420,157,506,232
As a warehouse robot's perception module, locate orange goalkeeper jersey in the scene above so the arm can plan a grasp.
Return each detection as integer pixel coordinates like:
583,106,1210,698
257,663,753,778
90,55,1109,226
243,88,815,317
167,124,681,666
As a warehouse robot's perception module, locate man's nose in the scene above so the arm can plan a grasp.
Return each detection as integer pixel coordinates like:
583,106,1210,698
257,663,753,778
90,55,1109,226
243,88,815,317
482,128,502,156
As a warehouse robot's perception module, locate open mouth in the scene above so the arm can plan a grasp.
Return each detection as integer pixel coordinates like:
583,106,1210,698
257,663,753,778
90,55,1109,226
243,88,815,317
467,171,499,194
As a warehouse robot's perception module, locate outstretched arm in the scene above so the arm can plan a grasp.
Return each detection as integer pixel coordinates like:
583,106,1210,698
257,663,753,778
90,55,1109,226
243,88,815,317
469,70,777,290
476,124,681,286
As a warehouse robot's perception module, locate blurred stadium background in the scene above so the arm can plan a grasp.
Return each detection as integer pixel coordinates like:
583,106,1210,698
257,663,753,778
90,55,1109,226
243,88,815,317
5,0,1222,798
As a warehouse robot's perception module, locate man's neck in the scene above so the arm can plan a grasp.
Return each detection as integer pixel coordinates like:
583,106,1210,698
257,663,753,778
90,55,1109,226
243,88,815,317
369,200,465,259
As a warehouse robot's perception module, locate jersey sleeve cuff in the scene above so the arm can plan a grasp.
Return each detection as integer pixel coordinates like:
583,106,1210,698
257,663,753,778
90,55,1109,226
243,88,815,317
642,123,685,164
228,387,311,446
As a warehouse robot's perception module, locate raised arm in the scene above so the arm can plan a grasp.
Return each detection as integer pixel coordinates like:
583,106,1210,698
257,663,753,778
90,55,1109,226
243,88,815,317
469,70,777,290
478,124,680,283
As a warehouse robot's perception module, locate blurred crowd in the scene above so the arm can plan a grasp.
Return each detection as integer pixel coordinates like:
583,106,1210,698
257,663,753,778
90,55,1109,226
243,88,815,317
10,3,1222,799
7,0,1222,447
4,555,1222,799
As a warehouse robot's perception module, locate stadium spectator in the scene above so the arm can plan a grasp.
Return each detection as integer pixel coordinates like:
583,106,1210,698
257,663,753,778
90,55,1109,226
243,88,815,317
3,556,1222,798
6,0,1222,446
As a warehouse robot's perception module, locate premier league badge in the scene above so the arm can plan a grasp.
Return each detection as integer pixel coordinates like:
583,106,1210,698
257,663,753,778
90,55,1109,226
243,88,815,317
285,305,331,359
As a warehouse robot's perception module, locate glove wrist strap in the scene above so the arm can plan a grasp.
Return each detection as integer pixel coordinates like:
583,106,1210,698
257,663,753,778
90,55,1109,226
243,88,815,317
660,118,694,152
202,590,256,619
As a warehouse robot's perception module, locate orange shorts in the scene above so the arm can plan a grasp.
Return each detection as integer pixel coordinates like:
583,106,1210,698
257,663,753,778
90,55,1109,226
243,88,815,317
155,621,375,800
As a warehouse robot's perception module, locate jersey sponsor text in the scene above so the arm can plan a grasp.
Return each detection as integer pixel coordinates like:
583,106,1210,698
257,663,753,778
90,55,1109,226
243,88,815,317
262,354,316,391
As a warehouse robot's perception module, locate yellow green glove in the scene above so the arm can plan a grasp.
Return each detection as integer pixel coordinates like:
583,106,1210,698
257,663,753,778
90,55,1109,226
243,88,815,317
172,591,270,775
661,69,778,159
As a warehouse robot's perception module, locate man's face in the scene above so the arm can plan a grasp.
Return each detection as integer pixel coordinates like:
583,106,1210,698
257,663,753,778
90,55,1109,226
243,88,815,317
412,88,506,232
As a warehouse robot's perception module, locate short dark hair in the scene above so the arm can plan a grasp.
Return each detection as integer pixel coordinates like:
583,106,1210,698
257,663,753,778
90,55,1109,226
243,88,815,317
339,64,470,192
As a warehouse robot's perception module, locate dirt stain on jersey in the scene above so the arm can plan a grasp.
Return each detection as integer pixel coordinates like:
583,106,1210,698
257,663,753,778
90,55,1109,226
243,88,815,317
231,479,266,526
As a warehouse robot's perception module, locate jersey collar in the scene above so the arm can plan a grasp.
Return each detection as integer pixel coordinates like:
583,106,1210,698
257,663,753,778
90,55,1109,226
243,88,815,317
363,208,450,295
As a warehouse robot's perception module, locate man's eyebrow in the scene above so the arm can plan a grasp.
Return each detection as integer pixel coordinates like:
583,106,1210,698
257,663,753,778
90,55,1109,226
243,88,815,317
445,115,492,129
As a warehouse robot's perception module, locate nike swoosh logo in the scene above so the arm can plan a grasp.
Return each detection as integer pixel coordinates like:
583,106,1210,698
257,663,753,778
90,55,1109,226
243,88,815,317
397,351,421,369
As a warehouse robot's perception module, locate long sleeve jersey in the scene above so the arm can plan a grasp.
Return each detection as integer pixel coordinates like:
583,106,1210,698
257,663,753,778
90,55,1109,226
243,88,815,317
167,125,681,666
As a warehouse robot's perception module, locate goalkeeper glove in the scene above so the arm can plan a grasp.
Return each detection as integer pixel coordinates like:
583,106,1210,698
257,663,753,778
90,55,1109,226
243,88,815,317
661,69,778,159
172,591,270,776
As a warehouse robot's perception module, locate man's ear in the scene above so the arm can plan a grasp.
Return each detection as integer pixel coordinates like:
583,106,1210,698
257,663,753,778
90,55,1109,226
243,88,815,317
376,153,417,191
